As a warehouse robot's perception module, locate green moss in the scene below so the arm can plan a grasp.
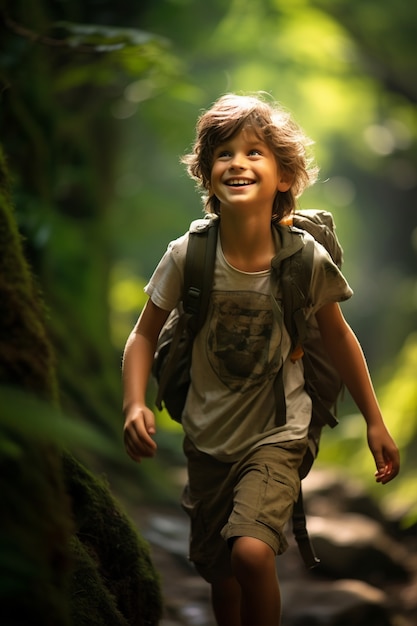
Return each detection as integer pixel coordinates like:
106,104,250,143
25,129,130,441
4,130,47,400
69,536,130,626
63,454,163,625
0,441,73,626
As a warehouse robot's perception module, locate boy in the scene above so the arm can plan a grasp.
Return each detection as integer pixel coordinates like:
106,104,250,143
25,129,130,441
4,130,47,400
122,93,400,626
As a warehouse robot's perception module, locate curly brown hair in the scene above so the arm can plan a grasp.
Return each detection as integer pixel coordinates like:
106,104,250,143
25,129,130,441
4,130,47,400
182,93,319,221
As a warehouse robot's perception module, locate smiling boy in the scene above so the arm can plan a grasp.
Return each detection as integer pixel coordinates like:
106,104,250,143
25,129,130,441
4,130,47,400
122,93,399,626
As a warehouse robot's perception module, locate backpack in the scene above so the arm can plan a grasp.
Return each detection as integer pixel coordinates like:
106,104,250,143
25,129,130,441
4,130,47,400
152,209,344,568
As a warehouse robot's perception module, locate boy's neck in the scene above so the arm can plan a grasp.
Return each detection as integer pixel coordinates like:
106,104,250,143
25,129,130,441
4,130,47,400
219,213,276,272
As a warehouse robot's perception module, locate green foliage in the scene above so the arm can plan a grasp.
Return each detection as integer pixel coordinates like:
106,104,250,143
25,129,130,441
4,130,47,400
109,263,148,350
53,21,168,50
311,0,417,102
380,334,417,450
378,334,417,525
0,386,120,461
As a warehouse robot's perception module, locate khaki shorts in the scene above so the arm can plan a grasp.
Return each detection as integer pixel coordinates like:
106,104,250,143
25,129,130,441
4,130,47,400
181,436,308,583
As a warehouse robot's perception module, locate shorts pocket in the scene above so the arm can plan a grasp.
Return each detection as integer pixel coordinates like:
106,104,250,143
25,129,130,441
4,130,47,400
256,465,299,535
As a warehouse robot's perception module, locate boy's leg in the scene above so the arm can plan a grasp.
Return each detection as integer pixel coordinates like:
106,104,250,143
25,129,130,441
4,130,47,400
211,576,241,626
182,438,306,625
210,538,280,626
219,439,307,626
231,536,281,626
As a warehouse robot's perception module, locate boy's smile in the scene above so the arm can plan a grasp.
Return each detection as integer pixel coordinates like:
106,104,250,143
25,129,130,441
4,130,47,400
210,127,290,214
225,178,255,187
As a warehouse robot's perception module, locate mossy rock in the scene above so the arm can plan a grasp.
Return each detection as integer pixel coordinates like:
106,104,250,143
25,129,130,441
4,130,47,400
0,436,73,626
64,454,163,626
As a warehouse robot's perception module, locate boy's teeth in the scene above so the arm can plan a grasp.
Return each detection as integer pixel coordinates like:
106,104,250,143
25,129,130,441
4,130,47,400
228,179,252,186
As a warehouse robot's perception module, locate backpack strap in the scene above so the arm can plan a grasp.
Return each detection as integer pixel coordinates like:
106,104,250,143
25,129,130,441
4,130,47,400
270,225,305,426
292,487,320,569
273,222,335,569
183,217,219,334
154,218,218,415
280,232,315,349
154,310,190,414
278,225,339,430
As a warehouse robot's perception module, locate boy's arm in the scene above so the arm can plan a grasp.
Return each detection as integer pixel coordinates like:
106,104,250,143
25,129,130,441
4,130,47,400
122,298,170,463
315,301,400,484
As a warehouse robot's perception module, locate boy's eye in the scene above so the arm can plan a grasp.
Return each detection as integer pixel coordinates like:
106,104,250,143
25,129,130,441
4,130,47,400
215,148,262,159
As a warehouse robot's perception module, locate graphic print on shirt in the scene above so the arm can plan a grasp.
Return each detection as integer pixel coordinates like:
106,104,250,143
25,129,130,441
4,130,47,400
207,291,282,393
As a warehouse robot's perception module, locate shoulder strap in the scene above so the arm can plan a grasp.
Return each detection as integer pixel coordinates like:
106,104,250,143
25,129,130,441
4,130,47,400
271,223,314,348
154,218,218,414
269,224,307,427
274,224,338,429
284,232,339,428
183,217,219,334
281,235,315,349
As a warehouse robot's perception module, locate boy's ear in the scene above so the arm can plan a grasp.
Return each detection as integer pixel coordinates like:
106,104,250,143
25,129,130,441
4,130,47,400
277,173,292,193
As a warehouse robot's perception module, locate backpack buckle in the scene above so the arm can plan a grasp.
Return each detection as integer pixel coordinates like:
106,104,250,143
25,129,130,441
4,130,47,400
185,287,201,314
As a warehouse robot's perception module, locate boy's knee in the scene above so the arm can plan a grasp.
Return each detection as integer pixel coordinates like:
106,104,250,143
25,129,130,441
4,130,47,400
231,536,275,582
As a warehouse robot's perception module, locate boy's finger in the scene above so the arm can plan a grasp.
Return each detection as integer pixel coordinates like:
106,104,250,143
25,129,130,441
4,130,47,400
143,411,157,436
375,459,398,484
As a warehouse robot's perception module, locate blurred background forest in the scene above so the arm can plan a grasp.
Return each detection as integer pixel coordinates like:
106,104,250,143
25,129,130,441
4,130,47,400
1,0,416,527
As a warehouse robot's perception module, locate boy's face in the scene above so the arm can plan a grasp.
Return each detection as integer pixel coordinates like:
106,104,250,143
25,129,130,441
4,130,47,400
209,126,290,216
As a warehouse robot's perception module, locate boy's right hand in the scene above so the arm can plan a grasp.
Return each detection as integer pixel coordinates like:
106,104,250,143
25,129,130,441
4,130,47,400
123,405,157,463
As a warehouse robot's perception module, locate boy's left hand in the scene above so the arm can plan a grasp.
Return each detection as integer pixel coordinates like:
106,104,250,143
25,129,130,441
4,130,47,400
367,423,400,484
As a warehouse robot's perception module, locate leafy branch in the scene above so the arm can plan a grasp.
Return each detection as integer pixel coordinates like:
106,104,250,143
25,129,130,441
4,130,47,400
1,11,168,55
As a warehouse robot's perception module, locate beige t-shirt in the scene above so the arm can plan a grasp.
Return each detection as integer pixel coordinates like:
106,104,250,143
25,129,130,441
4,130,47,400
145,227,353,462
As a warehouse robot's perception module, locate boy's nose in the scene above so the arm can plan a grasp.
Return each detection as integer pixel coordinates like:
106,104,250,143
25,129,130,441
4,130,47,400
229,153,245,168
